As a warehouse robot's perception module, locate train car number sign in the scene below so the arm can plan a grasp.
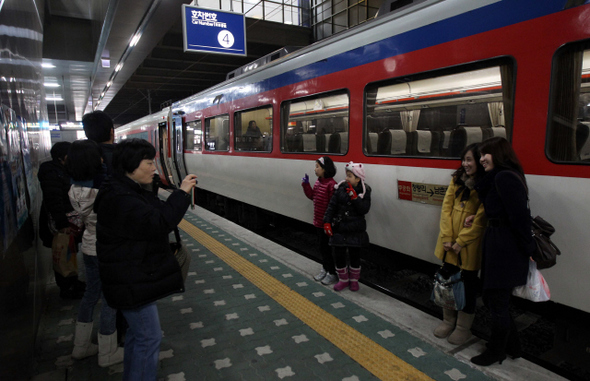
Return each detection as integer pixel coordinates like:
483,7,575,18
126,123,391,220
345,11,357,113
398,180,447,206
182,5,246,56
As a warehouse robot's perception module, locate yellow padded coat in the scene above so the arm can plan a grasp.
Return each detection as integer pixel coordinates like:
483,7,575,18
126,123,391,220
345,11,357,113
434,178,486,271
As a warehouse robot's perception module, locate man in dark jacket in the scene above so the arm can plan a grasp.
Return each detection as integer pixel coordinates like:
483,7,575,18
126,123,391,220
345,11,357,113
38,141,84,299
82,111,116,175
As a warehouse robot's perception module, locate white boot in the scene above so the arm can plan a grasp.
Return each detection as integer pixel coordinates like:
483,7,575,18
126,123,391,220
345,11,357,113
433,308,457,338
72,321,98,359
448,311,475,345
98,331,124,367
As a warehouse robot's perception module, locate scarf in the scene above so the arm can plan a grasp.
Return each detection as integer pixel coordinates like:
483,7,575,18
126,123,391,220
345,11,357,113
454,173,475,203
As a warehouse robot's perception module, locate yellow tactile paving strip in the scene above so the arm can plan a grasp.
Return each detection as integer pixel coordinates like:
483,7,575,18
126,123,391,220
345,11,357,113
179,219,434,381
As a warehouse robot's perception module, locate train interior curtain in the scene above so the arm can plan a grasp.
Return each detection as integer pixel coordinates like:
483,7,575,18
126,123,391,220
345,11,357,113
487,102,505,127
400,110,420,132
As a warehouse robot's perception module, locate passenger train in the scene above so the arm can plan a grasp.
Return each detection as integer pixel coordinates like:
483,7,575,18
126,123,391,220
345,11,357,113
116,0,590,315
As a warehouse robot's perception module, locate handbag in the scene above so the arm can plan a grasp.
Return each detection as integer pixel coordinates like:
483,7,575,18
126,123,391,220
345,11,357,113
170,227,191,284
513,259,550,302
430,253,466,311
531,216,560,269
51,232,78,277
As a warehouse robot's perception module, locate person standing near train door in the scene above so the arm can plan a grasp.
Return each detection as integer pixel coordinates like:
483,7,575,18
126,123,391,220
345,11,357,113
302,156,338,285
433,143,486,345
68,140,124,367
471,137,535,366
83,110,116,176
38,141,86,299
323,162,371,292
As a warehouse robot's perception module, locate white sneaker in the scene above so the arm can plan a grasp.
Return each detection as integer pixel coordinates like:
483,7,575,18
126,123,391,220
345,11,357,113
313,268,327,282
321,273,338,285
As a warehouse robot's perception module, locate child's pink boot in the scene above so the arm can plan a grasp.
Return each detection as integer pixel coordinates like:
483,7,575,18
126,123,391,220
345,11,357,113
349,267,361,291
333,267,349,291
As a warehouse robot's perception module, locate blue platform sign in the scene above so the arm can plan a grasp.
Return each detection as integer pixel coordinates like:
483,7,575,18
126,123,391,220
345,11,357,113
182,5,247,56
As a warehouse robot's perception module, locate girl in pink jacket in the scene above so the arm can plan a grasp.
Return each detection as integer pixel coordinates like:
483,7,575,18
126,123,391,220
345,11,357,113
302,156,338,285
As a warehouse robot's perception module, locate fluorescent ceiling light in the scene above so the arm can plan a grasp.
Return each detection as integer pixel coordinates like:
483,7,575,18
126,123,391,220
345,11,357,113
130,33,142,47
42,63,56,68
44,83,60,87
46,95,63,101
115,63,123,72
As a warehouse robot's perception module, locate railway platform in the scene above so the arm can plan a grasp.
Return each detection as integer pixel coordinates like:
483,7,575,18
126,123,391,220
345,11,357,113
30,198,564,381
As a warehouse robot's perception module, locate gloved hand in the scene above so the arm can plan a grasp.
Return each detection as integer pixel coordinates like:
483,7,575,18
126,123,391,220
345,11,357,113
323,223,333,236
302,173,309,184
346,182,358,200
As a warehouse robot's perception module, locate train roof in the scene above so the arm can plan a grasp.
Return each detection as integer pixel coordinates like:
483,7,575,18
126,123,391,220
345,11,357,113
171,0,569,115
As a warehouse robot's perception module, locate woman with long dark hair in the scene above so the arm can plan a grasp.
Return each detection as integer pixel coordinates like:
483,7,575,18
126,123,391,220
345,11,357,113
471,137,535,366
433,143,486,346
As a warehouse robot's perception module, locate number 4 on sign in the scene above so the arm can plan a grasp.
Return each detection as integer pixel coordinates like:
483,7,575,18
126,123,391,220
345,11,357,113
217,30,235,48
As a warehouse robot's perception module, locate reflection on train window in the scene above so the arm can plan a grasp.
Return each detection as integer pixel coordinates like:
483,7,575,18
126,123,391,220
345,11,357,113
234,105,272,152
547,43,590,163
205,115,229,151
280,91,349,154
365,59,514,158
185,120,202,151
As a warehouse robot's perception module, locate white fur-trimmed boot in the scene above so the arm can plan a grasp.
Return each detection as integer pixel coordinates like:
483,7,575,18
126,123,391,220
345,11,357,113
98,331,124,367
72,321,98,359
433,308,457,338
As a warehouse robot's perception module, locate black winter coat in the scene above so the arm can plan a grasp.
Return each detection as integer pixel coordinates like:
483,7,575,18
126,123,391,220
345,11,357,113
38,159,74,247
324,181,371,247
475,168,536,290
99,143,115,176
94,174,190,309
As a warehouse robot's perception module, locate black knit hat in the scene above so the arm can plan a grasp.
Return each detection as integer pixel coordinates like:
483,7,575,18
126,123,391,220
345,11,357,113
317,156,336,179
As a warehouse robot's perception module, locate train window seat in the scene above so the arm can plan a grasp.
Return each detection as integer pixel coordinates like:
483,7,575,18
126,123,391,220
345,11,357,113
390,129,407,154
415,130,432,154
302,134,317,152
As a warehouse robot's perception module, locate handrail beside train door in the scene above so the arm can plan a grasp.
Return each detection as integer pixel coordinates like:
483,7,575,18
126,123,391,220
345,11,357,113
172,115,188,186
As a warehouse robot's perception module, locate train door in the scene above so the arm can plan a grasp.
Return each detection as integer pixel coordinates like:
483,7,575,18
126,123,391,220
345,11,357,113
158,121,176,187
172,115,188,184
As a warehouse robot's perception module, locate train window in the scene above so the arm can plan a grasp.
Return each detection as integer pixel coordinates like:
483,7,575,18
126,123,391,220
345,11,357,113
547,42,590,163
364,59,514,158
204,115,230,151
185,120,202,152
280,90,350,154
234,105,273,152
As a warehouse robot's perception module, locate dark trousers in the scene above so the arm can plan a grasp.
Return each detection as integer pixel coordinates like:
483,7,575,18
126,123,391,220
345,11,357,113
54,271,78,291
316,228,335,275
482,287,519,354
441,263,479,314
333,246,361,269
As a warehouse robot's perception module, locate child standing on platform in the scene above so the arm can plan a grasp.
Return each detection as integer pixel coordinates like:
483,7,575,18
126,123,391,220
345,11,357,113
323,162,371,291
302,157,338,285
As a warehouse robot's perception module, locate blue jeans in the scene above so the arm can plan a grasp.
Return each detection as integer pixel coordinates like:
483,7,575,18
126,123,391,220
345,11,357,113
121,303,162,381
77,254,117,335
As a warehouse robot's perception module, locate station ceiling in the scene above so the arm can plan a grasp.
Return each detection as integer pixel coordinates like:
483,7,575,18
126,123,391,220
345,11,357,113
43,0,312,126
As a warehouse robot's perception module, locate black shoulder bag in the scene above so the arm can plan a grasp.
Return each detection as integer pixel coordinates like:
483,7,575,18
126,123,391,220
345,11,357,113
170,227,191,283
